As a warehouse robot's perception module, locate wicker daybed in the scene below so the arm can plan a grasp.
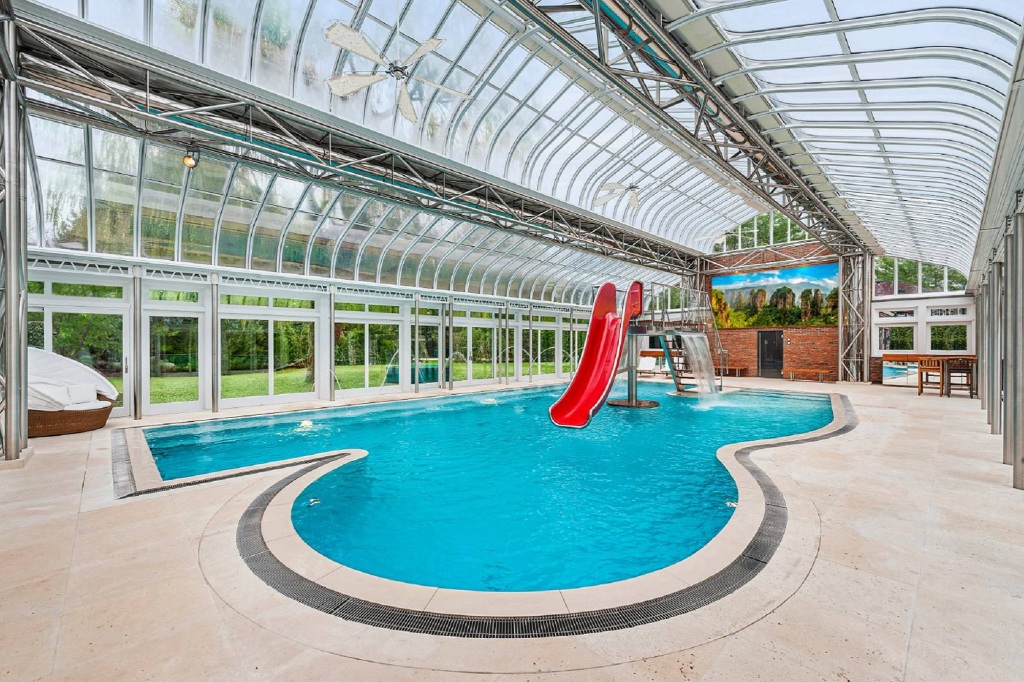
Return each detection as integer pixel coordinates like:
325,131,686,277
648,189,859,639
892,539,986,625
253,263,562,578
26,348,120,438
28,394,115,438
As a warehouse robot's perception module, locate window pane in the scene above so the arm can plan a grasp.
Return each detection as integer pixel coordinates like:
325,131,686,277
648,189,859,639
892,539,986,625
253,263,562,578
413,325,441,387
52,312,123,407
150,316,199,404
921,263,944,293
93,169,136,255
874,256,894,296
140,180,180,260
205,0,257,79
52,283,123,298
897,259,920,295
879,326,914,351
152,0,202,60
369,324,400,387
38,160,89,250
28,311,44,349
947,268,967,292
221,318,269,398
334,322,365,390
150,289,199,303
931,325,967,351
274,320,315,395
471,327,493,379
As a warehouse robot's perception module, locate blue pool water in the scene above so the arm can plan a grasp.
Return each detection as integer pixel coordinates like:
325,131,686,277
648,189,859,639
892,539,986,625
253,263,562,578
146,383,833,591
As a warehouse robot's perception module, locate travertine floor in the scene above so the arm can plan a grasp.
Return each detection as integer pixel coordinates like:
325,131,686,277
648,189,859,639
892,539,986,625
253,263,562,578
2,379,1022,681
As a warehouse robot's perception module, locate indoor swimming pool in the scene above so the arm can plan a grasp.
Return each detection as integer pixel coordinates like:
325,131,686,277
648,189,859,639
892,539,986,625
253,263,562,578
145,383,833,591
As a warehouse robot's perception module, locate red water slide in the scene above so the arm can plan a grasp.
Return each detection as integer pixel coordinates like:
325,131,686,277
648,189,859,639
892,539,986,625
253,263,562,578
549,281,643,428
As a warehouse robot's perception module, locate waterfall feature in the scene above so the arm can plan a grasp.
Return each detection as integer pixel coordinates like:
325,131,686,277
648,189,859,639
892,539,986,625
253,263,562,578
678,332,719,394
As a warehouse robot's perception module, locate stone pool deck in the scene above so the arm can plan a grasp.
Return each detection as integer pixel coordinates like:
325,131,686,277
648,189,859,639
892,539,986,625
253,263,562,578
2,378,1022,680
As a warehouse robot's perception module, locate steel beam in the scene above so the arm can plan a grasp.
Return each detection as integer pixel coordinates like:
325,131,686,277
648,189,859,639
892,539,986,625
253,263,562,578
503,0,870,256
2,16,26,461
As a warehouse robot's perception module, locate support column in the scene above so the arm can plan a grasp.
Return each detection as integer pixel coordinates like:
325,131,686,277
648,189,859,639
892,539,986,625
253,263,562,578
1003,232,1015,459
413,293,420,394
328,285,336,401
977,282,986,412
528,304,533,383
2,18,27,460
132,266,143,419
990,261,1003,433
210,274,220,412
447,297,454,390
1012,213,1024,487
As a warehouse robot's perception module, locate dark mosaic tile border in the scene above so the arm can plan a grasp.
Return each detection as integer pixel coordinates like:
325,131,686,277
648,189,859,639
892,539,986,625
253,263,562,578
236,394,858,638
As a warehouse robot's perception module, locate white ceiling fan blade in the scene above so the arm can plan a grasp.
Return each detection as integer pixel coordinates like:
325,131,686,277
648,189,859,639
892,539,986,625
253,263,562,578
411,76,472,99
324,23,388,66
403,37,443,67
326,73,387,97
593,190,626,207
628,191,641,209
397,84,418,124
599,182,627,191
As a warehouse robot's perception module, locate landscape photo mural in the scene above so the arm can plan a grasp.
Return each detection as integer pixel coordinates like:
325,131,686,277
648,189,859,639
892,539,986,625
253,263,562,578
711,263,840,329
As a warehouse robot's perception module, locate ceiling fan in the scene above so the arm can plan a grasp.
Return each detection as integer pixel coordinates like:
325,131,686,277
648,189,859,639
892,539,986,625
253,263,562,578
324,22,471,124
595,179,682,209
594,182,644,209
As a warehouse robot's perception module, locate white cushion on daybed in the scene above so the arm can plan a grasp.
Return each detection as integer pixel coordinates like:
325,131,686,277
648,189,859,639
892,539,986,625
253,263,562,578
63,400,111,411
26,348,119,411
67,383,98,403
34,383,72,406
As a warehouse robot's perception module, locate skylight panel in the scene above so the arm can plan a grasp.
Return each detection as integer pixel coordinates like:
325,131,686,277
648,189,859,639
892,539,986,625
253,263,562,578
732,33,844,61
87,0,145,41
863,86,1003,119
434,3,481,61
833,0,1020,23
854,58,1009,93
749,64,855,86
845,23,1016,62
714,0,831,32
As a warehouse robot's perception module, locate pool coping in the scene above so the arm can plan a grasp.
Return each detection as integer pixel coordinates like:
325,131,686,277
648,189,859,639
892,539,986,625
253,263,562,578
226,391,856,637
111,379,573,497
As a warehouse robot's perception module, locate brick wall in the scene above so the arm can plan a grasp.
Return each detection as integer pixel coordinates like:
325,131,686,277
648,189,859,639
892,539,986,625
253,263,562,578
711,326,839,381
870,356,883,384
704,242,838,272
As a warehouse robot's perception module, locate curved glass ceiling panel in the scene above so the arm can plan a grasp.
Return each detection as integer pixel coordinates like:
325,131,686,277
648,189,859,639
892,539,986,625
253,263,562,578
27,0,755,252
27,114,673,302
695,0,1022,272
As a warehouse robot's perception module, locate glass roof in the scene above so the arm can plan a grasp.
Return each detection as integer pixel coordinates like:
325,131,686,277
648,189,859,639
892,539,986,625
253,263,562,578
681,0,1023,272
25,112,677,304
23,0,758,253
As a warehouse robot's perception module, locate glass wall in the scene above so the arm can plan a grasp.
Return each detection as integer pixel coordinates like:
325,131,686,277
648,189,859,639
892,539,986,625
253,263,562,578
26,271,588,415
25,114,677,306
221,319,269,399
712,212,810,253
274,321,315,394
874,257,967,298
150,316,200,404
52,311,125,406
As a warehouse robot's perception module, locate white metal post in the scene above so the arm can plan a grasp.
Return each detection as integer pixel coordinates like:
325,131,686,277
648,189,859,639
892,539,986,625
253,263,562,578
1012,213,1024,488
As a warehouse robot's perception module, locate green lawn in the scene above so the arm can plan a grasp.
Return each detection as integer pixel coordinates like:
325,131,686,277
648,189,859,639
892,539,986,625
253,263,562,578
113,361,563,405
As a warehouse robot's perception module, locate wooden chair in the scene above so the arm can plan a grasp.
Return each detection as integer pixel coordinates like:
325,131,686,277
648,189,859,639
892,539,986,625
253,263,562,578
944,357,976,398
917,357,943,395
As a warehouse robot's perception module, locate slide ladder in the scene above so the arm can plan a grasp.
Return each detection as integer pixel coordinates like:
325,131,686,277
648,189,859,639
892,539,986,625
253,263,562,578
549,281,643,428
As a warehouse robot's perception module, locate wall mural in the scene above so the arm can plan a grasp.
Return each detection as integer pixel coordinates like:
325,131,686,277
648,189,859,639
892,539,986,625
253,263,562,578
711,263,840,329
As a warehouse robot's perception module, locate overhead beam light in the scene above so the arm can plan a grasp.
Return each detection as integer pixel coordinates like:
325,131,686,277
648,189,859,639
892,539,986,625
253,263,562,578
183,144,200,169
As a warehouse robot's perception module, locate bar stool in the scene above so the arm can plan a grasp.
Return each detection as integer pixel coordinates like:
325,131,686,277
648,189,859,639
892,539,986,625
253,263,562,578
944,357,976,398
